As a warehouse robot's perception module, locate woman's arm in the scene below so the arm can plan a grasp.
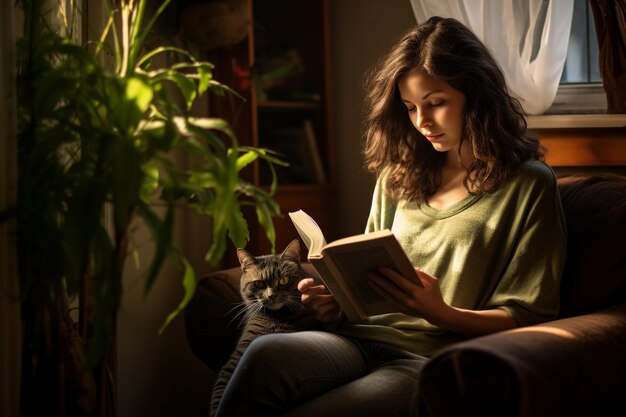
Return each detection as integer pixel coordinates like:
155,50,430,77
369,267,517,337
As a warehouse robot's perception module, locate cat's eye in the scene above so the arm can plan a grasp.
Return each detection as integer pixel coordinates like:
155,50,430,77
278,277,290,286
253,281,266,289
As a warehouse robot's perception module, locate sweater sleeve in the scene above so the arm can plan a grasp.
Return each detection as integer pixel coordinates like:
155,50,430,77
487,166,568,327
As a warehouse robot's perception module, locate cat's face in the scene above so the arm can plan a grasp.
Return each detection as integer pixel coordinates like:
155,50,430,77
237,240,305,311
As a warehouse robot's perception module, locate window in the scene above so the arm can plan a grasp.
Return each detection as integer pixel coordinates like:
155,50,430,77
547,0,606,114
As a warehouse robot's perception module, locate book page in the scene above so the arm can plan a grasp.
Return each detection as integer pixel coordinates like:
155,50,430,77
289,210,327,256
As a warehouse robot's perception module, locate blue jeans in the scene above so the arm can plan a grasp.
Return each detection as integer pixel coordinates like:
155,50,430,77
214,331,428,417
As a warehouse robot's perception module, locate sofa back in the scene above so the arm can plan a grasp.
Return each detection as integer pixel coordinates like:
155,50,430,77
557,174,626,317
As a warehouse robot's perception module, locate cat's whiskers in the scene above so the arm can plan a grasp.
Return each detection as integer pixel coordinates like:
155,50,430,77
225,300,247,317
240,300,264,323
226,300,258,328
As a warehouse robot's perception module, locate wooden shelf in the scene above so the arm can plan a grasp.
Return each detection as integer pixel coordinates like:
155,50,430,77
212,0,334,265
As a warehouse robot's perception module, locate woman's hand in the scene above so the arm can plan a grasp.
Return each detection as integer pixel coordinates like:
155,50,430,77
368,267,450,324
298,278,344,323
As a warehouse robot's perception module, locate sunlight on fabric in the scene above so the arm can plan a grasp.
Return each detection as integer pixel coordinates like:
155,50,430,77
510,325,575,339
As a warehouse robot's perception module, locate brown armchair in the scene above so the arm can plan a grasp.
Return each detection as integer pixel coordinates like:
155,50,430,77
184,174,626,417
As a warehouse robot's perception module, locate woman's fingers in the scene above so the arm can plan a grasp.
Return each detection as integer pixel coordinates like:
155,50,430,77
313,295,343,321
368,271,411,304
298,278,343,322
297,277,316,293
378,266,425,289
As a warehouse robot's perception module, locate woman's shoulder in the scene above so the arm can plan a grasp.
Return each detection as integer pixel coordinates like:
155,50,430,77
487,160,561,212
374,165,395,191
493,160,558,198
516,160,558,187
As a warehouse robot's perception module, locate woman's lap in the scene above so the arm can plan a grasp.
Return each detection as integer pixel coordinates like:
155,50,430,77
214,331,428,417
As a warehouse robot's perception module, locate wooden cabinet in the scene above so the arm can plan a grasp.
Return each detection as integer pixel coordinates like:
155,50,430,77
204,0,335,266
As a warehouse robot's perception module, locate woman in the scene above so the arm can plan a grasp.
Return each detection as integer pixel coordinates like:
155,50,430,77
214,16,567,417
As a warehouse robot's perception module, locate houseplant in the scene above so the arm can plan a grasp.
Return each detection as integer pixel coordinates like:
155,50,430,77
8,0,283,415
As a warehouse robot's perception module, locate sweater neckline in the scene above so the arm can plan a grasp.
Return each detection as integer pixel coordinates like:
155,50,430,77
419,193,483,219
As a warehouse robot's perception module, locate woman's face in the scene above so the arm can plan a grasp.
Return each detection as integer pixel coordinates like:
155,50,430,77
398,70,467,155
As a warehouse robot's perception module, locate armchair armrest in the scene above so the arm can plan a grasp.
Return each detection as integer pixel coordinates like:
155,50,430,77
418,303,626,417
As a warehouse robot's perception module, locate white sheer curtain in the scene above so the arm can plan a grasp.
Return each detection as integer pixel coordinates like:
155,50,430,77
410,0,574,115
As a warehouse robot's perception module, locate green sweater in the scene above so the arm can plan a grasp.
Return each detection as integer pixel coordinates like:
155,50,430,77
338,161,567,356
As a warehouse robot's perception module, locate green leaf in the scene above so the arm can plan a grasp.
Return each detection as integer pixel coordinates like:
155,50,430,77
125,75,153,114
256,202,278,254
208,80,245,101
241,146,289,166
100,75,133,133
137,46,200,69
132,0,174,61
182,120,228,154
187,117,236,140
158,257,197,334
138,201,173,296
140,163,159,203
158,71,197,110
227,207,250,250
189,172,218,188
196,63,213,95
236,150,258,172
205,223,228,267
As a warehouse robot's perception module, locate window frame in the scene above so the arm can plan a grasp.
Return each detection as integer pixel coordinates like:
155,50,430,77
546,83,607,115
545,0,606,115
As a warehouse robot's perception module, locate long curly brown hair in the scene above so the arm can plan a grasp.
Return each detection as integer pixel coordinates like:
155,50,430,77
362,16,544,203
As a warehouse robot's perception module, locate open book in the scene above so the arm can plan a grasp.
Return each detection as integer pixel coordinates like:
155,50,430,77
288,210,422,322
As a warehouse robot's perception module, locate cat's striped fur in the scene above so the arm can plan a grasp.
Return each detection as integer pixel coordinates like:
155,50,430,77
209,239,320,416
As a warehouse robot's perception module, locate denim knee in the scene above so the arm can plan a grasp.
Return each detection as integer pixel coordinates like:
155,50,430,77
235,333,299,377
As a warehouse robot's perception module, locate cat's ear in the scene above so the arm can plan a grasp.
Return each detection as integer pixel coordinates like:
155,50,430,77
281,239,301,263
237,248,257,271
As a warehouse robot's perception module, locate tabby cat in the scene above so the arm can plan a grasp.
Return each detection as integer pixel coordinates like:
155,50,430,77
209,239,320,417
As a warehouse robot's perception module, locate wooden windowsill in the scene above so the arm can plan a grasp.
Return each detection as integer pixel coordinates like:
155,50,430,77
527,114,626,129
525,115,626,167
